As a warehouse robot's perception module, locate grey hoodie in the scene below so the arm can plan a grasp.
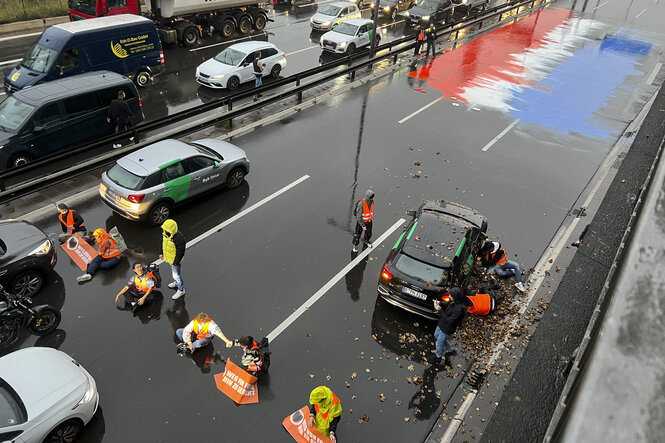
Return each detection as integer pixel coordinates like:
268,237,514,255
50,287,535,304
355,190,375,227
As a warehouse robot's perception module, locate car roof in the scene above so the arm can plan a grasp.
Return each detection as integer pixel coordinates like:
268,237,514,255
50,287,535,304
54,14,153,34
226,41,278,53
343,18,373,26
327,1,356,7
13,71,131,107
116,139,198,176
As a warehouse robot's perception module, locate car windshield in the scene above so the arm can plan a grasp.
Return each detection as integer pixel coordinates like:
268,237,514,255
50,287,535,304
21,43,58,74
68,0,97,15
0,381,27,429
334,22,359,36
415,0,439,9
394,254,446,284
0,96,34,133
188,142,222,160
107,164,144,190
319,5,342,16
214,47,246,66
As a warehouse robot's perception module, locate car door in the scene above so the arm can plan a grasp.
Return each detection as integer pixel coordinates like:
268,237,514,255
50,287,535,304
62,92,103,147
24,102,70,159
260,48,279,74
335,6,348,26
181,155,222,194
357,24,370,47
160,161,191,204
238,53,256,83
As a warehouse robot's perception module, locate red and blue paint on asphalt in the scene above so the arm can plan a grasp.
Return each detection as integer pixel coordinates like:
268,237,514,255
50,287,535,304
410,7,661,139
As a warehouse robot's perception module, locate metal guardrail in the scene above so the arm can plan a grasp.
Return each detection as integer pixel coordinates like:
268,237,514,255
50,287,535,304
0,0,543,202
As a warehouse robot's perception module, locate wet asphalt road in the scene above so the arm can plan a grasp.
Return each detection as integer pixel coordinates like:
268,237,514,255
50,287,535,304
2,0,665,441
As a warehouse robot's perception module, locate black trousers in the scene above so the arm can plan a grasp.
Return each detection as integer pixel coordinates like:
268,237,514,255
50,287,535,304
124,287,154,304
414,40,422,56
353,221,373,246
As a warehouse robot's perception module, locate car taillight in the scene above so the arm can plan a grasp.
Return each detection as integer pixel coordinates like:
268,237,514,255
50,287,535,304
138,96,143,108
160,50,165,64
381,265,393,281
128,194,145,203
441,293,451,303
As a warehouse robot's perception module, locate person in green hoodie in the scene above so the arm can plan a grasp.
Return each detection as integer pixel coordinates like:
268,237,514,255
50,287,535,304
159,219,186,300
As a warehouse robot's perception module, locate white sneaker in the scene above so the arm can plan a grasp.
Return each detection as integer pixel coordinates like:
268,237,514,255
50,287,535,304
129,136,135,142
514,282,526,293
365,241,373,248
172,290,185,300
77,273,92,282
168,282,178,289
113,143,122,149
352,245,358,253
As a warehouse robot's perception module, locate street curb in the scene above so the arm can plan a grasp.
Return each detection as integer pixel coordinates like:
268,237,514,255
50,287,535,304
0,15,68,36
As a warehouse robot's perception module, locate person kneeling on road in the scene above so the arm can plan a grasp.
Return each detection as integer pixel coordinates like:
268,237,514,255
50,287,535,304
77,228,122,282
465,286,497,316
478,240,526,293
431,287,467,365
234,335,269,379
309,386,342,442
115,263,156,312
57,203,87,244
176,312,233,352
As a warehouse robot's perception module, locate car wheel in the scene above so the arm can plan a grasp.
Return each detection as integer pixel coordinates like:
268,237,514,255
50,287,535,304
11,270,43,298
238,15,252,34
226,167,245,189
221,19,235,38
45,419,83,443
226,76,240,90
148,201,172,226
183,26,199,47
8,152,32,169
346,43,356,54
135,70,150,87
270,64,281,78
29,307,61,336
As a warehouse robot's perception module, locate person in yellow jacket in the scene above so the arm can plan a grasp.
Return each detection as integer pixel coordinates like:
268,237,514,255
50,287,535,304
309,386,342,442
159,219,186,300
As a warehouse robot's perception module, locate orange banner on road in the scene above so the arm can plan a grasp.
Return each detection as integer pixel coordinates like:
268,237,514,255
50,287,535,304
282,406,332,443
60,234,96,271
214,359,258,404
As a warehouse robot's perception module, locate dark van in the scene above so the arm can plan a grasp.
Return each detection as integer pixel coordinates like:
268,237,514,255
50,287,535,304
4,14,164,94
0,71,144,171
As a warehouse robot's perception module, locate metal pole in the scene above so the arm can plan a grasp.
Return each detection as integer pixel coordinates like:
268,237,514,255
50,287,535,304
369,0,380,59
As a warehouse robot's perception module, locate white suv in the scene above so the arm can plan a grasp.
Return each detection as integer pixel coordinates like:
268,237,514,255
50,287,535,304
310,2,361,31
320,18,380,54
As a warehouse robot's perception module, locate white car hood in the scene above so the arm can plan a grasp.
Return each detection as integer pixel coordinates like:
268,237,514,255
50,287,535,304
321,31,354,44
312,12,335,22
198,58,239,77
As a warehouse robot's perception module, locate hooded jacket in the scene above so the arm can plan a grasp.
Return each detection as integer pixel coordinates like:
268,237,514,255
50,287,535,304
309,386,342,436
436,288,467,335
355,189,375,227
160,219,186,266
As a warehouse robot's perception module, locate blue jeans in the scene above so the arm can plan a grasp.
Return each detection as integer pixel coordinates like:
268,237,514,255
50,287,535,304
253,75,262,99
426,40,436,58
86,255,121,275
434,326,454,358
170,263,184,291
176,328,212,349
494,260,522,283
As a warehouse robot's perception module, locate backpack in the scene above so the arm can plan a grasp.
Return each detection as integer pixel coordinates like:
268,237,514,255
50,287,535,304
109,226,128,252
145,263,162,288
353,200,361,217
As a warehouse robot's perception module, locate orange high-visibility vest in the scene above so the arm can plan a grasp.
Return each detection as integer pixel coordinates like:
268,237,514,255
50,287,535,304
99,234,121,259
486,245,507,266
133,272,154,293
467,293,493,316
315,392,341,420
418,29,425,41
193,319,211,340
59,211,75,233
362,199,374,223
247,341,263,372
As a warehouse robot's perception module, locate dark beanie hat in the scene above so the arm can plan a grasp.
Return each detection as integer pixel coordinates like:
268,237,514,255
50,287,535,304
57,203,68,211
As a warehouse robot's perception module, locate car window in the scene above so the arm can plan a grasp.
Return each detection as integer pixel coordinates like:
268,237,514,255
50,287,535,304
0,96,34,133
214,47,246,65
63,92,99,118
340,7,348,15
349,5,357,13
395,254,446,284
161,162,186,183
358,24,367,34
20,43,58,74
261,48,278,58
33,103,62,127
56,49,79,73
188,142,223,160
334,22,359,36
243,54,255,66
107,0,127,11
182,156,216,173
0,382,28,428
319,5,342,15
107,164,144,190
98,86,135,107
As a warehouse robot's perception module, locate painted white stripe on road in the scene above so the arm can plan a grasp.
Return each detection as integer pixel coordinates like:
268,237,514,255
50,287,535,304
190,34,261,52
635,8,648,18
153,175,310,265
0,58,21,68
0,32,40,42
398,97,445,124
267,218,406,342
481,119,520,152
286,46,318,56
595,1,608,9
646,62,662,86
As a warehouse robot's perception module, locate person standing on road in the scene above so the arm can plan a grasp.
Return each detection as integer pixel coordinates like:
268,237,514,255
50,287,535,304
77,228,122,282
478,240,526,292
430,287,467,364
253,51,265,101
352,189,375,253
57,203,86,244
414,25,425,57
176,312,233,351
309,386,342,442
107,90,134,149
425,23,437,59
114,263,157,312
159,219,186,300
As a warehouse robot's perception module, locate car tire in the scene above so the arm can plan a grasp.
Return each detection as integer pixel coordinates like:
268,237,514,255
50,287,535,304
135,70,150,87
148,201,172,226
346,43,356,54
221,19,235,38
254,13,267,30
11,270,43,298
238,15,252,34
45,419,83,443
270,64,281,78
8,152,32,169
226,167,245,189
226,76,240,90
29,307,61,336
183,26,199,47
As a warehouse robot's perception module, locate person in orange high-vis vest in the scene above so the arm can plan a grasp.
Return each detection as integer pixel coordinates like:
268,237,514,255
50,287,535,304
77,228,122,282
115,263,157,312
57,203,86,244
235,335,270,379
414,25,425,57
176,312,233,352
309,386,342,442
466,287,497,316
478,241,526,293
352,189,375,253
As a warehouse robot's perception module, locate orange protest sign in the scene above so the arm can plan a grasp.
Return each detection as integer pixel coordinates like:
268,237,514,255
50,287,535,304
214,359,259,404
282,406,332,443
60,233,97,271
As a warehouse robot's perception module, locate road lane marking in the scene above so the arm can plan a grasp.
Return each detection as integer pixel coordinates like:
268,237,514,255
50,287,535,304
595,1,608,9
267,217,406,342
646,62,662,86
153,175,310,265
635,8,647,18
398,97,445,124
0,58,21,68
0,32,40,42
286,46,319,56
481,118,520,152
190,33,266,52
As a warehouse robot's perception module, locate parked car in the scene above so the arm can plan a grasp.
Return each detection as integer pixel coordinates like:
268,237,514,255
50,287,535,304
404,0,453,27
348,0,371,9
196,41,286,90
371,0,417,20
0,220,57,298
452,0,489,12
100,138,250,225
0,347,99,442
320,18,380,54
310,2,361,31
377,200,487,319
0,71,143,171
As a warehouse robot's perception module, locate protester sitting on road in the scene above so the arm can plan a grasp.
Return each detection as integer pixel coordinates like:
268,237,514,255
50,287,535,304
176,312,233,352
77,228,122,282
431,287,467,365
115,263,157,312
465,286,497,316
309,386,342,442
234,335,268,379
57,203,86,244
478,240,526,293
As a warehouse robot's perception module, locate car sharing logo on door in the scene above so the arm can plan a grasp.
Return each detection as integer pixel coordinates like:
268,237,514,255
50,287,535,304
409,7,657,139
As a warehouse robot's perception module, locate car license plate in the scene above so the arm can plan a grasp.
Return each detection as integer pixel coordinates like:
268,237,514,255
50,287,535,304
402,286,427,300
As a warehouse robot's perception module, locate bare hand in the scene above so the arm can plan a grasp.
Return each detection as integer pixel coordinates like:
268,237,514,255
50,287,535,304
330,432,336,443
309,416,315,427
138,298,145,305
115,294,120,303
106,117,111,123
188,343,193,351
225,340,233,348
159,254,163,260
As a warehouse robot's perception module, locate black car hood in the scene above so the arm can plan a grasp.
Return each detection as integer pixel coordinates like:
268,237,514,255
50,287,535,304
409,4,436,15
0,220,48,264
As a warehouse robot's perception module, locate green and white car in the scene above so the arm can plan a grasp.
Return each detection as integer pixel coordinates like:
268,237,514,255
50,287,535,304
320,18,381,54
100,139,249,225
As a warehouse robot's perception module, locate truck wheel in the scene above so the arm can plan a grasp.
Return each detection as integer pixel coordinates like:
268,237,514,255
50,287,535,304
226,76,240,90
238,15,252,34
220,19,235,38
135,71,151,87
183,27,199,47
254,13,267,31
8,152,32,169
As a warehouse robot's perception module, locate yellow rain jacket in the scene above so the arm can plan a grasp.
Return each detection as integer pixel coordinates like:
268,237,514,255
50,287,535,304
161,219,184,265
309,386,342,436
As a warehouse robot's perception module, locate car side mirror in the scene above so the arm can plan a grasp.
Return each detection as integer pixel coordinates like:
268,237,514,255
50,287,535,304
214,161,220,168
406,210,417,217
33,125,44,132
242,62,249,67
358,32,364,36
